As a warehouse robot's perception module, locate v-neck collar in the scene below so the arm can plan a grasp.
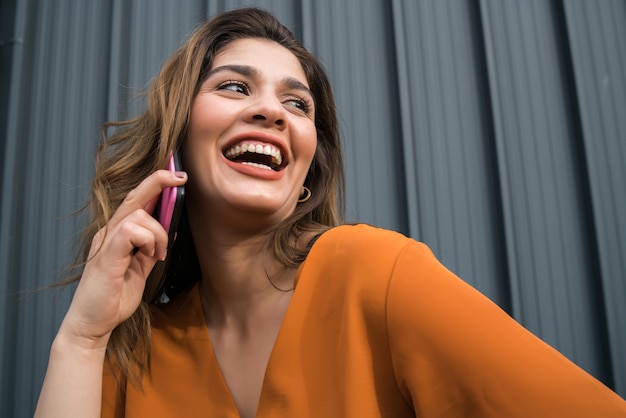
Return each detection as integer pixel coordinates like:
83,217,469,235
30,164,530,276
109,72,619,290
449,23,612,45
186,227,334,417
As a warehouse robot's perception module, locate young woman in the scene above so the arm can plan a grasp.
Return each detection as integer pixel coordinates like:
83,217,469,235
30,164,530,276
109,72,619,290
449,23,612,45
35,7,626,418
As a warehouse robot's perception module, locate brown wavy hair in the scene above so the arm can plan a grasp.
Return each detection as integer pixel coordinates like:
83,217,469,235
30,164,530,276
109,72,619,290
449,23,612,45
75,7,344,386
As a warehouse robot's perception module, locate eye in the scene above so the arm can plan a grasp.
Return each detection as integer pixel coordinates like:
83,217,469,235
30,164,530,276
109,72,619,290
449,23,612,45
217,80,250,95
284,95,312,115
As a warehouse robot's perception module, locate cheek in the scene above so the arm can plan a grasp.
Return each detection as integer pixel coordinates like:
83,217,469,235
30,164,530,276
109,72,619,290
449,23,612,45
188,94,238,138
188,105,217,139
185,100,230,172
299,125,318,164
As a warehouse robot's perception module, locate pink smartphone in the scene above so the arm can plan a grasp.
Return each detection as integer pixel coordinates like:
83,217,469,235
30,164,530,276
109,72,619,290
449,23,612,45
154,151,185,250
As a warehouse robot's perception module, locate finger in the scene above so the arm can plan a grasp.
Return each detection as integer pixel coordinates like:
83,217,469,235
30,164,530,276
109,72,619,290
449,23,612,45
125,223,158,258
112,209,170,260
109,170,187,229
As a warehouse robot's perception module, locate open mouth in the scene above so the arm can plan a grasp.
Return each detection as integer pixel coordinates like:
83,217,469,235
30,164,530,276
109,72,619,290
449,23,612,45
224,142,286,171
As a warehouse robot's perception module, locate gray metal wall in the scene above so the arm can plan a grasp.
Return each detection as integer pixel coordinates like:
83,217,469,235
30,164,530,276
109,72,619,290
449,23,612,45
1,0,624,415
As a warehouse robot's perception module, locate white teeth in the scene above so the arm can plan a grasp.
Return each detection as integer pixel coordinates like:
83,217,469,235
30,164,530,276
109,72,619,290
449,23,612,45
225,142,283,167
242,161,272,170
273,149,282,165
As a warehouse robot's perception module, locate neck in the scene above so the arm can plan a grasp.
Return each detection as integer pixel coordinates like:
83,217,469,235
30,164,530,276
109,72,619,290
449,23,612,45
189,215,296,331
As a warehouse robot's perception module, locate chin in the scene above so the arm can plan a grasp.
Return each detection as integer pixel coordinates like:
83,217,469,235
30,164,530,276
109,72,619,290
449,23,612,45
221,191,291,213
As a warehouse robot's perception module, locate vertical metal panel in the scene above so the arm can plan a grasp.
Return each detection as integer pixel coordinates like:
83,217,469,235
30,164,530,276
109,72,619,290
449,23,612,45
563,0,626,394
305,0,408,233
0,0,29,415
479,0,611,383
0,1,114,415
207,0,303,36
390,0,509,305
109,0,205,121
0,0,18,169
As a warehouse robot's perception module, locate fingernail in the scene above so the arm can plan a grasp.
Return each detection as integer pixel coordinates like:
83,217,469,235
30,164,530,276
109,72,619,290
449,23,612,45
160,250,167,261
174,171,186,178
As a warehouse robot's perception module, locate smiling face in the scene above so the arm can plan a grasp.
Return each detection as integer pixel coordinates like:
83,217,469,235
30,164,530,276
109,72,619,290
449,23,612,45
183,38,317,231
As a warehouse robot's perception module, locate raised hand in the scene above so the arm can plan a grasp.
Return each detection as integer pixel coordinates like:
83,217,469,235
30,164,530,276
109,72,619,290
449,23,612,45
59,169,187,350
35,169,187,418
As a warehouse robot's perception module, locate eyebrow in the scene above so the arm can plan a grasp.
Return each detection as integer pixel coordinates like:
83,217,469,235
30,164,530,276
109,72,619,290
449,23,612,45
208,64,312,96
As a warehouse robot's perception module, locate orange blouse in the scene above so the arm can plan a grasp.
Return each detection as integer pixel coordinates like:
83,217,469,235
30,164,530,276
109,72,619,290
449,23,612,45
102,224,626,417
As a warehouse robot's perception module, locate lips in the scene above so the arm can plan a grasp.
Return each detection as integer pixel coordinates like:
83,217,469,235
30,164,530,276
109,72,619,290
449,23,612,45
223,141,286,171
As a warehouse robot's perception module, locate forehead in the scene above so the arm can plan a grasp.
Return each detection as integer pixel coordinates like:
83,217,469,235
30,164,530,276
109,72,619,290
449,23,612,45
212,38,309,87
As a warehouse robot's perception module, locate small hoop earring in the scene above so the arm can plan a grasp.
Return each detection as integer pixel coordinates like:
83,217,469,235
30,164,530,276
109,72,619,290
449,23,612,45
298,186,311,203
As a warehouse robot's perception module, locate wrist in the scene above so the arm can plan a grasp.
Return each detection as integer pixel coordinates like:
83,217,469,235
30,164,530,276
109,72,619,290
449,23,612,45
54,321,111,355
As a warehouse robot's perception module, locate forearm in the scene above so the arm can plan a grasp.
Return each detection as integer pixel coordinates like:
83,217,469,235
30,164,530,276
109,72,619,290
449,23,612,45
34,330,108,418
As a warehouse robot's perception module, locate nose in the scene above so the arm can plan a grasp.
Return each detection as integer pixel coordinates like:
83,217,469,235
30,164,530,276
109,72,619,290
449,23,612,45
243,94,286,129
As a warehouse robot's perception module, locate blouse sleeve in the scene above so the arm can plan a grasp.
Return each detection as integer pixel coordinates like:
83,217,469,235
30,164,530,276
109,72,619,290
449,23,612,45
386,240,626,417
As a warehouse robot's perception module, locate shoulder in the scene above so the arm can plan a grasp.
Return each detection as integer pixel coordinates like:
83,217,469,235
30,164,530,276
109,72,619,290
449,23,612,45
309,223,434,269
314,223,409,251
320,223,408,243
297,224,438,301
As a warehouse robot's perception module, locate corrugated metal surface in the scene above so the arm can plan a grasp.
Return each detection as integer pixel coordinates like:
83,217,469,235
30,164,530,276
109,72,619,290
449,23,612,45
563,0,626,393
391,0,509,306
308,0,408,233
1,1,111,416
1,0,624,414
479,0,611,382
